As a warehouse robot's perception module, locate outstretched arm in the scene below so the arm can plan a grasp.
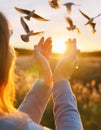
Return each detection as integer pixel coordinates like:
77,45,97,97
53,39,83,130
19,37,53,124
53,80,83,130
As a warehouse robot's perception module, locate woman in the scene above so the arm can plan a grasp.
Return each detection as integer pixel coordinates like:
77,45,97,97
0,11,83,130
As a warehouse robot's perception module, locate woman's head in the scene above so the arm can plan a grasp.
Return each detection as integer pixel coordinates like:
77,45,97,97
0,12,16,114
0,12,10,86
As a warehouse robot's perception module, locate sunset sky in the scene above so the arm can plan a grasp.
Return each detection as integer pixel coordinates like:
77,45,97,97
0,0,101,53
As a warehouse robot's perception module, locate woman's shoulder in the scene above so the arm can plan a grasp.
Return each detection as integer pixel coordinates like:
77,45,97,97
0,114,27,130
0,114,51,130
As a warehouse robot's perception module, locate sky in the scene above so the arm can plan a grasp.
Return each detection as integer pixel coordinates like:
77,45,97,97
0,0,101,53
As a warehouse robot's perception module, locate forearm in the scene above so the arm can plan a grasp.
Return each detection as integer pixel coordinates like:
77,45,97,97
52,80,83,130
18,80,52,124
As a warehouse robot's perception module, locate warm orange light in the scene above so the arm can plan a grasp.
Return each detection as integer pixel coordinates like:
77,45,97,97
52,39,66,54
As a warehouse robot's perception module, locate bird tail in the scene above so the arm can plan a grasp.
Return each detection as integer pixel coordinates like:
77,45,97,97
92,29,96,35
20,34,29,42
76,28,81,34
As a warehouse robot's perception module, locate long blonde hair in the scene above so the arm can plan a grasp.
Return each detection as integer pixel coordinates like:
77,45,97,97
0,12,16,115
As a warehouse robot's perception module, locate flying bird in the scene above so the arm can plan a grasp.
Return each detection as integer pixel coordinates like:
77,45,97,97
79,9,101,34
65,17,80,33
15,7,49,22
20,17,43,42
48,0,60,9
63,2,79,14
21,32,44,42
24,10,35,20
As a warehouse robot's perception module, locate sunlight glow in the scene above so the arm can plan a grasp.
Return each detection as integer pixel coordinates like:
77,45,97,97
52,39,66,54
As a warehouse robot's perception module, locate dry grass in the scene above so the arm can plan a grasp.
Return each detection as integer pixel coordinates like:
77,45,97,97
15,54,101,130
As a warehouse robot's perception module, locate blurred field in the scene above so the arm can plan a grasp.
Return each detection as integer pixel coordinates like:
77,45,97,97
15,52,101,130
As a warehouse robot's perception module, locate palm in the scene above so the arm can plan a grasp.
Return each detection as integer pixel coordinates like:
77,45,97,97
38,37,52,60
54,39,79,82
33,37,53,88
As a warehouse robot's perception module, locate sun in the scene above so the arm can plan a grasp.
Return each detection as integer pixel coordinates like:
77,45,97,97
52,39,66,54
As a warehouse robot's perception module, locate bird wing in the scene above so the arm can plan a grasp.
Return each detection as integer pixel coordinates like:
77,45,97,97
15,7,30,15
24,10,35,21
94,13,101,19
63,3,73,13
79,10,90,20
20,17,30,33
30,31,44,36
31,13,49,21
66,2,74,6
48,0,60,9
63,2,80,13
65,17,73,26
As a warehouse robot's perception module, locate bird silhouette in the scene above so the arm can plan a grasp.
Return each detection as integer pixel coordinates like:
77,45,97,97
63,2,79,14
15,7,49,22
20,17,43,42
79,10,101,34
65,17,80,33
48,0,60,9
24,10,35,20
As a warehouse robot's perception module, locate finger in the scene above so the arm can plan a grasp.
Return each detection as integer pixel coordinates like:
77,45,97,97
33,44,44,65
45,39,52,49
45,41,52,51
68,39,77,51
34,45,41,56
44,37,52,48
38,37,44,47
65,38,75,54
72,38,77,50
34,45,38,51
47,44,52,52
65,39,71,47
45,44,52,59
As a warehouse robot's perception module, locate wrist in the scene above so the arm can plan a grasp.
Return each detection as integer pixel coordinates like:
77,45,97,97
53,74,66,84
45,79,53,89
44,75,53,89
44,77,53,89
37,78,53,88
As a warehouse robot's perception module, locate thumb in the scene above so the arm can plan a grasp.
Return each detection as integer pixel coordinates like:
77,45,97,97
34,45,39,52
33,45,41,57
33,45,41,64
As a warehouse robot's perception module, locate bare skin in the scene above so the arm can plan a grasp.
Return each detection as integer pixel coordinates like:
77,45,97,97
54,38,80,83
33,37,80,88
33,37,53,88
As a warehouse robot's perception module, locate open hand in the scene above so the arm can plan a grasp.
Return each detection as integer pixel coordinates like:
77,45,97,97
37,37,52,60
33,37,53,88
54,38,80,83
